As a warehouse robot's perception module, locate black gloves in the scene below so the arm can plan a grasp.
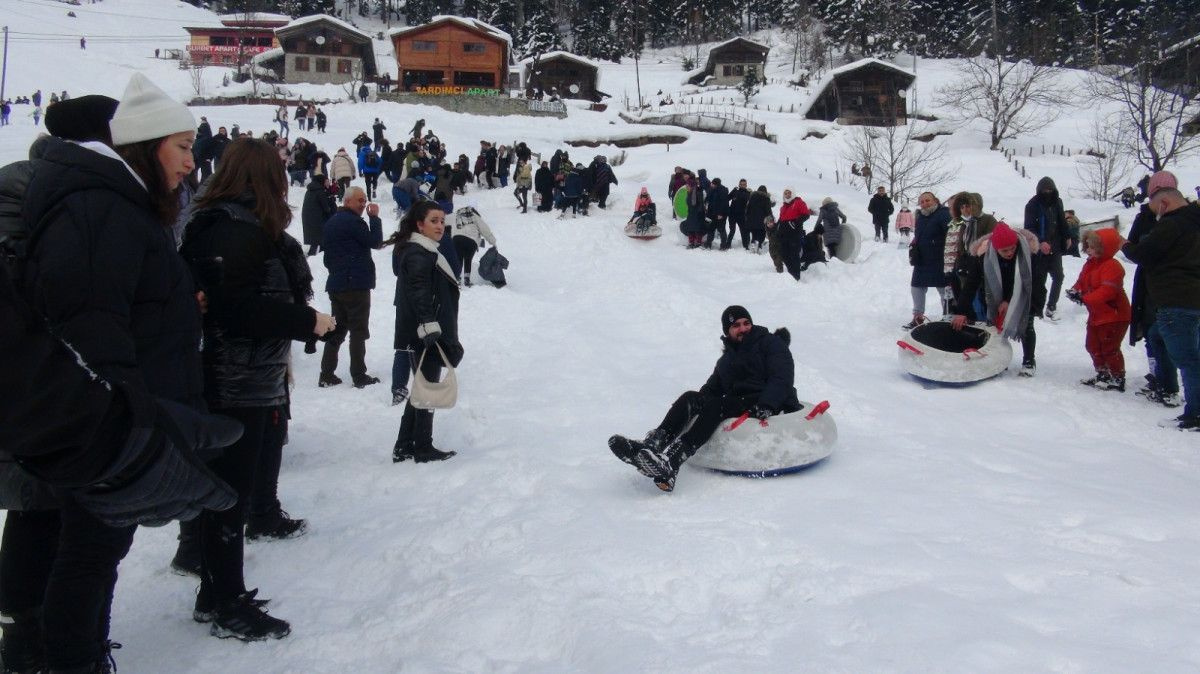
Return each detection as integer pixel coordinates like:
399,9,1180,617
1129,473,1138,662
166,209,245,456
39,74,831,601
417,321,441,347
749,404,775,421
73,399,240,528
1066,288,1083,305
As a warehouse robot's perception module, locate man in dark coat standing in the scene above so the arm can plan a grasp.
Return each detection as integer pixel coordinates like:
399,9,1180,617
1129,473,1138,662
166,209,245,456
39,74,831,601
1120,178,1200,430
320,187,383,388
589,155,618,209
534,161,554,212
1023,176,1072,320
372,118,386,152
209,126,230,170
868,186,894,242
302,175,337,256
705,177,730,249
608,306,802,492
727,179,751,250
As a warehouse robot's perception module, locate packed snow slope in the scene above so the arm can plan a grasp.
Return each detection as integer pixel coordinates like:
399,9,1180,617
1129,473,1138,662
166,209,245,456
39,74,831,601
4,2,1200,672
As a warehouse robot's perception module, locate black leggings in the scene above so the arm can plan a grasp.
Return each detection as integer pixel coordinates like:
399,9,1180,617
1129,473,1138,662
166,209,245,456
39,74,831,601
43,495,135,670
200,407,270,603
249,406,287,517
657,391,759,448
396,344,443,450
453,236,478,275
0,510,61,614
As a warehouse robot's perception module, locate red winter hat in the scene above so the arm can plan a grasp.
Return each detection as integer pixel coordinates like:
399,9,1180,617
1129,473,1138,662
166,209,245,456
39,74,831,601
991,221,1018,249
1148,170,1178,198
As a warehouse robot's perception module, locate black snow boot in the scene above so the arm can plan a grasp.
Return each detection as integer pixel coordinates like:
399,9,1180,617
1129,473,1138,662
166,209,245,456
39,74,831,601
245,508,308,541
392,441,456,464
170,521,202,577
0,608,45,674
632,438,696,492
194,587,269,624
608,428,670,466
207,593,290,641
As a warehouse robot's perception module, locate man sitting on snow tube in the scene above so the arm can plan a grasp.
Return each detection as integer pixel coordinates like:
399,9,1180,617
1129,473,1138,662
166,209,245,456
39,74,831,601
609,305,802,492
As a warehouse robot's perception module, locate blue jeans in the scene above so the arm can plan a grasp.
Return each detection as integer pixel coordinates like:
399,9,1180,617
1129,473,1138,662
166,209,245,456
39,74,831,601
1146,320,1178,393
1155,307,1200,418
392,349,413,393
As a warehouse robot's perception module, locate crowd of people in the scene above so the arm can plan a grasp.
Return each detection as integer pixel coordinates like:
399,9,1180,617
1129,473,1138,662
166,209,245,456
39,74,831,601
2,66,1199,672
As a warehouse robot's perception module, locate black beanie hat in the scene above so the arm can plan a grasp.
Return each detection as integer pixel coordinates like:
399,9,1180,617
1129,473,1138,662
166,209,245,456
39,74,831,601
721,305,752,335
45,95,119,144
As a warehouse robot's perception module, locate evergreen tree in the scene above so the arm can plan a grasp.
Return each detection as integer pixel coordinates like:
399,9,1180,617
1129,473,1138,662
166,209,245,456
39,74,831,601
518,0,561,59
486,0,517,35
644,0,678,48
613,0,645,60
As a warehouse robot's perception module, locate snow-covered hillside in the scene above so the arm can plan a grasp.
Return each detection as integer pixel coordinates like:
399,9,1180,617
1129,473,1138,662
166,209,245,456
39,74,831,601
4,2,1200,672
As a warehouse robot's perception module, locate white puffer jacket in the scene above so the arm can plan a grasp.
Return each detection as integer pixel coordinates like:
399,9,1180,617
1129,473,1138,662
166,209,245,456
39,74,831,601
453,207,497,247
330,151,356,181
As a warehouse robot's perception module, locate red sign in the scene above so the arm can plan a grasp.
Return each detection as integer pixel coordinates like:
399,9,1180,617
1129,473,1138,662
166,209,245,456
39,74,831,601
188,45,271,56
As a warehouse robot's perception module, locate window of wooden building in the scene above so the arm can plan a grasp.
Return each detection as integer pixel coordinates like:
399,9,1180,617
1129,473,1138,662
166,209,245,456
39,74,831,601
462,42,486,53
295,56,310,72
412,40,437,52
722,65,746,77
315,58,330,73
337,59,352,74
454,70,494,87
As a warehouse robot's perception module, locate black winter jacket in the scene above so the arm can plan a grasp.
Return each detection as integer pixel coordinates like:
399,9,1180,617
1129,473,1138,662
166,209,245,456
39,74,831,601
24,138,204,407
182,200,316,409
392,234,463,364
868,193,894,226
911,205,950,288
1023,177,1071,254
728,187,750,221
699,326,801,413
534,167,554,193
301,181,336,247
745,191,773,232
707,185,730,217
1121,202,1200,312
1126,204,1157,343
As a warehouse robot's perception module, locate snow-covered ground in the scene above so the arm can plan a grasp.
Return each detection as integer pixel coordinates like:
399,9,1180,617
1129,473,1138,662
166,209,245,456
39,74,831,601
4,1,1200,672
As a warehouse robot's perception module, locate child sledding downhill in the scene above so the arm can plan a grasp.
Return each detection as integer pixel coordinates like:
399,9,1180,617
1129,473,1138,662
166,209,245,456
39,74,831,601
625,188,659,237
609,306,803,492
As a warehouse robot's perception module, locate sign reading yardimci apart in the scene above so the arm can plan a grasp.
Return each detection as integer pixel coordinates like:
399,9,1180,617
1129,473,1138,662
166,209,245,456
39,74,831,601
414,86,499,96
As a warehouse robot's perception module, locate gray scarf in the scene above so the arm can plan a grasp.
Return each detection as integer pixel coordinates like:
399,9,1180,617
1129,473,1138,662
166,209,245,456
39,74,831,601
983,235,1032,341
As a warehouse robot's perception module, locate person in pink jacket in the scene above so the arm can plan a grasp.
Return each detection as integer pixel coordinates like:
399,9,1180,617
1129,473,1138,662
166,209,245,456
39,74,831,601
895,205,915,244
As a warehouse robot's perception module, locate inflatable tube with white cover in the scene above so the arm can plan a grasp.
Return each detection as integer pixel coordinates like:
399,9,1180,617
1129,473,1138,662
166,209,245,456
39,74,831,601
897,320,1013,383
835,224,861,263
689,401,836,477
624,220,662,239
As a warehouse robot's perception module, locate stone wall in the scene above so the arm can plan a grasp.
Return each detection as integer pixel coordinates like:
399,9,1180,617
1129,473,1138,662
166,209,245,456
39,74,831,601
376,92,567,118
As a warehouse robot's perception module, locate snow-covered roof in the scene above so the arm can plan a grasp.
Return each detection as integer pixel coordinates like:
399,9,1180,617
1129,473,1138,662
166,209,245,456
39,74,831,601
687,37,771,84
1162,32,1200,57
797,58,916,119
518,50,598,70
388,15,512,47
519,51,603,98
251,47,285,64
277,14,373,42
706,36,770,55
218,13,291,26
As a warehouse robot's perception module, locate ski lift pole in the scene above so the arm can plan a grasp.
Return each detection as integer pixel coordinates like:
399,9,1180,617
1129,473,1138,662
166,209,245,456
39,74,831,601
0,26,8,104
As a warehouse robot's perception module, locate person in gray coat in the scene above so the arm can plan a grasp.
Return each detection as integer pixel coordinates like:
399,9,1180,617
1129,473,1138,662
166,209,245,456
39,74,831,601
816,197,847,259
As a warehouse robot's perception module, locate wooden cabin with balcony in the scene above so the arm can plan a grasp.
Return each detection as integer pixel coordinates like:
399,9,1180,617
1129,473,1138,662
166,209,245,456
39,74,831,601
520,51,605,101
389,16,510,91
804,58,915,126
686,37,769,86
183,13,288,66
274,15,378,85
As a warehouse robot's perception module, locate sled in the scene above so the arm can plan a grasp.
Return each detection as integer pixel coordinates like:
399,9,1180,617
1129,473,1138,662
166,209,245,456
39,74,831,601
624,219,662,240
897,320,1013,384
688,401,836,478
835,224,861,263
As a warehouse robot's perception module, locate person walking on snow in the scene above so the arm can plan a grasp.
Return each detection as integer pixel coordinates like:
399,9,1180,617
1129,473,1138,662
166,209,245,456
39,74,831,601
1023,177,1072,321
868,186,894,242
609,306,802,492
816,197,847,260
1068,229,1131,392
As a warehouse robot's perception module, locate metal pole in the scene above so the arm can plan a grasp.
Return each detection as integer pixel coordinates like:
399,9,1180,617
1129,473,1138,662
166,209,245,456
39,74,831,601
1,26,8,104
634,52,643,110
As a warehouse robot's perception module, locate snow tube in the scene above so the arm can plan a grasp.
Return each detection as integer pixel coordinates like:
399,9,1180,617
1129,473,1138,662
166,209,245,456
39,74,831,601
624,218,662,240
689,401,836,477
897,320,1013,383
835,223,861,263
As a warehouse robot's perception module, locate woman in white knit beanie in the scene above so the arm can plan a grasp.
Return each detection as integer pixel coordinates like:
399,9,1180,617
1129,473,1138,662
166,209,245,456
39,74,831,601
23,73,238,672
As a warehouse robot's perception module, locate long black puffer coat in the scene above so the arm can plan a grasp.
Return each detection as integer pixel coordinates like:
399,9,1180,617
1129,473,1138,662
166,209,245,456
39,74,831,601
393,233,463,365
698,325,802,413
301,179,336,247
182,200,316,409
745,190,774,232
23,136,205,408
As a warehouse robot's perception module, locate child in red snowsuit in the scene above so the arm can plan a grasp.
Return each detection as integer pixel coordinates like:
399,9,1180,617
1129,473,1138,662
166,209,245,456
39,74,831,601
1068,228,1132,391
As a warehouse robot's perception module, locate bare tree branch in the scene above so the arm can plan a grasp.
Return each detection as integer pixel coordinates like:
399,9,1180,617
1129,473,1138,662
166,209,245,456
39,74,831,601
1073,115,1133,201
842,124,960,203
935,55,1073,150
1086,65,1200,172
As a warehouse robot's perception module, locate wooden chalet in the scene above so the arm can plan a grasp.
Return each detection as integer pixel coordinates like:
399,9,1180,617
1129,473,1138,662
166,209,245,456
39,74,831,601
687,37,770,86
183,13,288,66
520,51,605,101
389,16,511,91
803,58,915,126
1155,33,1200,95
273,15,378,85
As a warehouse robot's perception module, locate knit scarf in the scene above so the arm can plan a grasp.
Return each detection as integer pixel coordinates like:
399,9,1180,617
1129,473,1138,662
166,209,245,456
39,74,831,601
409,233,460,288
983,235,1032,341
